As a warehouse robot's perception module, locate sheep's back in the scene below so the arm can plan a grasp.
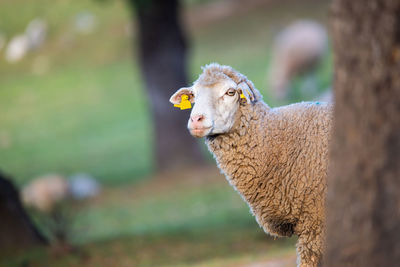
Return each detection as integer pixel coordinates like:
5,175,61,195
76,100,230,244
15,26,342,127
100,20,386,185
262,101,332,226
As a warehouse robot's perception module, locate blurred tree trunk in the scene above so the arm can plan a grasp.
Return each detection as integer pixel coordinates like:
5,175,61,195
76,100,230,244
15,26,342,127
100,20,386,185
326,1,400,266
0,172,46,251
127,0,205,171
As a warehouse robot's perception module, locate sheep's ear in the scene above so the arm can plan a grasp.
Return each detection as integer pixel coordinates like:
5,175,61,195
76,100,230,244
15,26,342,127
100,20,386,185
238,82,253,104
238,80,262,104
169,87,194,104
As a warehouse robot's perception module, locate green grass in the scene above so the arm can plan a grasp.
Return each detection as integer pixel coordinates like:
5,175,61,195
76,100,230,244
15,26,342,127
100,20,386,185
0,61,152,185
0,0,150,185
3,233,295,267
2,171,297,266
72,177,252,243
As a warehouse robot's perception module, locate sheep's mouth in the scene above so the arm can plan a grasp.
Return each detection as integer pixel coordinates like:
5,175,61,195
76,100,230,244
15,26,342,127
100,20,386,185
189,127,212,138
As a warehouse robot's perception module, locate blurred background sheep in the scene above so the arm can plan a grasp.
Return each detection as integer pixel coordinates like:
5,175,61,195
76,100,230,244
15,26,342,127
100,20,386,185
21,174,69,213
21,173,100,246
268,20,328,101
21,173,101,213
5,18,47,63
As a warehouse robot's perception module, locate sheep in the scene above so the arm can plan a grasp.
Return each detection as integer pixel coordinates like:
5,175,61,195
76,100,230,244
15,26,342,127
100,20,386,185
4,18,47,63
21,174,101,212
268,20,328,100
170,63,332,267
25,18,47,50
68,173,100,200
5,34,30,63
21,174,70,213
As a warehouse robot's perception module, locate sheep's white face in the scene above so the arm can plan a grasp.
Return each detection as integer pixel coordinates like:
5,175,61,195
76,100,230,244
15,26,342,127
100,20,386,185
170,79,243,138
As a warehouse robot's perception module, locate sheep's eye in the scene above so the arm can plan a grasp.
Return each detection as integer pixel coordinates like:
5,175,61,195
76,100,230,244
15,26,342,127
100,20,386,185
225,89,236,96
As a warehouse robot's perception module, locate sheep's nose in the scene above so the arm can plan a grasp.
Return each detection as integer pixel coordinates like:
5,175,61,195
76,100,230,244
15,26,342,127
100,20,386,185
190,115,204,123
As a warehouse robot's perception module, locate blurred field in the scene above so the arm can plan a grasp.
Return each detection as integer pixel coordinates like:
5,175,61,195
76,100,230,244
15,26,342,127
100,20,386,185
0,0,150,185
0,0,331,265
4,168,297,266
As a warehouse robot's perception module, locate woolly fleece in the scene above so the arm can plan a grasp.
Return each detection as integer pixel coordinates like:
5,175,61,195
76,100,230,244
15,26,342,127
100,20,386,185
198,64,332,267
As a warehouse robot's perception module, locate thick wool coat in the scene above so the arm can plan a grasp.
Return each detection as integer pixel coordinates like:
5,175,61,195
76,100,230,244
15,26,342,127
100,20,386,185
206,100,332,267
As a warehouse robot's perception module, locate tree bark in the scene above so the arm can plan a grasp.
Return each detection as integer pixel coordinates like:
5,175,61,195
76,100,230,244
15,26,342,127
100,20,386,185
127,0,205,171
0,172,46,251
326,1,400,266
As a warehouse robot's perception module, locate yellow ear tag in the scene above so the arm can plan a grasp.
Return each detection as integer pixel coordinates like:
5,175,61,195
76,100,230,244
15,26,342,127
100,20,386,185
240,89,251,101
174,95,192,110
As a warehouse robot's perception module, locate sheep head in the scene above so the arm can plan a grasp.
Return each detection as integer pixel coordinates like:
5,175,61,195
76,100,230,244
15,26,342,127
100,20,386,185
170,63,262,138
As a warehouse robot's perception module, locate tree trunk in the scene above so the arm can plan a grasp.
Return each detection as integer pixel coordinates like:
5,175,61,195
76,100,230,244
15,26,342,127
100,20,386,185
326,1,400,266
127,0,205,171
0,172,46,251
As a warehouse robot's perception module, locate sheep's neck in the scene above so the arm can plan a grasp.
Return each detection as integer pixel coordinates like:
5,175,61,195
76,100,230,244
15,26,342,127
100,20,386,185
205,101,271,203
